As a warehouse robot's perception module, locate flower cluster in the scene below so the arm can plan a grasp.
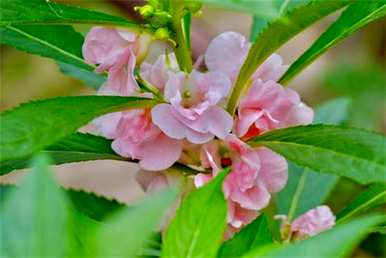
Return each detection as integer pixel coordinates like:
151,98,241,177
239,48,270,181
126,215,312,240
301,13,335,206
83,28,314,235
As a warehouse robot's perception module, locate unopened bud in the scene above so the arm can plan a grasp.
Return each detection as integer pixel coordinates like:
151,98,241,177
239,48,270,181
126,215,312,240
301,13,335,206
135,5,154,18
154,27,170,40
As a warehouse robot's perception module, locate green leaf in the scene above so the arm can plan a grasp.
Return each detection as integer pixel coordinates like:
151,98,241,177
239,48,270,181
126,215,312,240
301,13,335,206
67,188,127,221
198,0,279,19
218,214,273,258
0,154,72,257
227,0,350,114
0,25,92,70
0,96,158,162
243,215,386,258
0,0,141,27
162,168,229,258
280,1,386,84
58,62,106,89
248,125,386,184
337,184,386,223
277,98,350,218
0,184,126,222
0,133,126,175
93,188,177,257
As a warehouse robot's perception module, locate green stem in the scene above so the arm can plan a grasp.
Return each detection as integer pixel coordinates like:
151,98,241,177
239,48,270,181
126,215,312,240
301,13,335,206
170,0,193,72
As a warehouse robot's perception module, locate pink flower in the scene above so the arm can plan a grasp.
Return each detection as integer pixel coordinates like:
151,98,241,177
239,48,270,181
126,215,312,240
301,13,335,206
205,31,287,83
140,53,179,90
110,109,182,171
194,135,288,232
291,205,336,239
235,79,314,139
83,27,151,95
151,70,233,144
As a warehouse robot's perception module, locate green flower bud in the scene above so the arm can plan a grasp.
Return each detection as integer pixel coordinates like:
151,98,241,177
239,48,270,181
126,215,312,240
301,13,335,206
136,5,154,18
154,27,170,40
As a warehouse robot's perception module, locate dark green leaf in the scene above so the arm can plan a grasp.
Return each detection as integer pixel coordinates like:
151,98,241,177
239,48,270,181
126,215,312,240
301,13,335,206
0,0,141,27
280,1,386,84
58,62,106,89
162,168,229,258
243,215,386,258
218,214,273,258
0,154,72,257
227,0,350,114
93,188,177,257
0,96,158,162
67,188,127,221
337,184,386,223
0,133,126,175
277,98,350,218
0,25,92,70
248,125,386,184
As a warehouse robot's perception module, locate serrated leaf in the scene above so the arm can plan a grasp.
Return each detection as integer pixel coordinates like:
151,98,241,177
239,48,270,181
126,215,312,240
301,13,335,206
280,1,386,84
0,154,72,257
243,215,386,258
0,0,141,27
248,125,386,184
0,96,158,162
93,188,177,257
162,168,229,258
218,214,273,258
58,62,106,89
227,0,350,114
337,184,386,223
277,98,350,218
0,133,126,175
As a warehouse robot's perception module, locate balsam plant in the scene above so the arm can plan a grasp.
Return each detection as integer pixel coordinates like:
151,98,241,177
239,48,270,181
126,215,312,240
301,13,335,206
1,0,386,257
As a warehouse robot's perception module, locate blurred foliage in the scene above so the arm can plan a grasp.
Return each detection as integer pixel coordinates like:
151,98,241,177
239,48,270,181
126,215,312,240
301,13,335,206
322,63,385,130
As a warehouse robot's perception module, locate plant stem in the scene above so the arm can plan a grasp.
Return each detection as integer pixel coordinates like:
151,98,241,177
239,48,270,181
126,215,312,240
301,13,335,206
170,0,193,72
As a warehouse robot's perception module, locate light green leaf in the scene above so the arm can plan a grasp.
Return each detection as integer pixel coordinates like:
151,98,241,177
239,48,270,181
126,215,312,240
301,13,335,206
0,133,126,175
0,184,126,222
0,25,92,70
218,214,273,258
198,0,279,19
243,215,386,258
58,62,106,89
0,154,71,257
0,0,141,27
248,125,386,184
162,168,229,258
277,98,350,218
0,96,158,162
93,188,177,257
337,184,386,223
280,1,386,84
227,0,350,114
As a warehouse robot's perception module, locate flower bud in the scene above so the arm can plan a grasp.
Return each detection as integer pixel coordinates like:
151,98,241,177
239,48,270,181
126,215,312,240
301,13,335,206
135,5,155,18
154,27,170,40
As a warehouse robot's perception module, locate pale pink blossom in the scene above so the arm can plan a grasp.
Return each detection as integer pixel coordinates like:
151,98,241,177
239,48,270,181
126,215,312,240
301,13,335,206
151,70,233,144
194,135,288,232
83,27,151,95
291,205,336,239
110,109,182,171
235,79,314,139
205,31,287,83
140,53,179,90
